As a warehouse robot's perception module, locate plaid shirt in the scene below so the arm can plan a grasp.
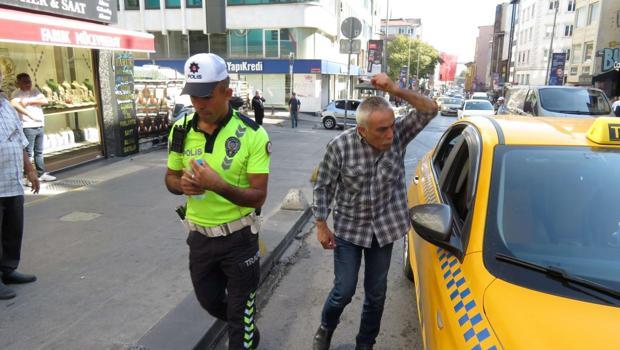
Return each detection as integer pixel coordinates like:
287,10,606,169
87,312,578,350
312,108,436,248
0,95,28,198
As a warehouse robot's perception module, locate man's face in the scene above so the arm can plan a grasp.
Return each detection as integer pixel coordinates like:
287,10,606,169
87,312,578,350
17,76,32,91
357,108,395,151
190,83,232,123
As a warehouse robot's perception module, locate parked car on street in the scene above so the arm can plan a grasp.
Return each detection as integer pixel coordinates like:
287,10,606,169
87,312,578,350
321,99,361,129
505,86,613,118
403,115,620,349
471,92,489,101
457,99,495,119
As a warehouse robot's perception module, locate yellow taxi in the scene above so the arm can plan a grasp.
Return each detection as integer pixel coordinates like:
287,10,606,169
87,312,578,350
403,116,620,350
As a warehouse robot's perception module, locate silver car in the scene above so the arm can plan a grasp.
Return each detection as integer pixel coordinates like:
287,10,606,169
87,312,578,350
438,97,463,116
321,99,361,129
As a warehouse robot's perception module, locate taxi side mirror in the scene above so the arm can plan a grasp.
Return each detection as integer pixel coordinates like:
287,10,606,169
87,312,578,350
410,204,452,243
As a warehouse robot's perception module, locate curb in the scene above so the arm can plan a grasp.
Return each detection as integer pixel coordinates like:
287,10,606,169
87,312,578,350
196,207,313,350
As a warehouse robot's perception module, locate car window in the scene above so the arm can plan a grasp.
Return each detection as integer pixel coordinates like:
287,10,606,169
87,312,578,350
539,88,611,115
433,124,468,179
335,101,346,109
464,101,493,110
348,101,360,110
483,146,620,305
524,90,538,115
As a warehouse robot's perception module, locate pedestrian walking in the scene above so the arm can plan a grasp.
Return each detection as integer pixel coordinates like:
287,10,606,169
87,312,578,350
251,91,266,125
288,92,300,128
495,96,508,115
11,73,56,182
0,70,40,300
612,96,620,117
311,73,438,350
165,53,271,350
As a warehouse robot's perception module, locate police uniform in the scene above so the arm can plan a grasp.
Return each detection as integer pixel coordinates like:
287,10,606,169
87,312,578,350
167,53,271,350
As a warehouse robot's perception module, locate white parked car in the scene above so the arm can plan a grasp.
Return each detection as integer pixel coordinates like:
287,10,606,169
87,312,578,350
471,92,490,101
320,99,361,129
457,99,496,119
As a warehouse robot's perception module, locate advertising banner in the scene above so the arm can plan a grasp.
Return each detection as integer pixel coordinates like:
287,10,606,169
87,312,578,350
548,53,566,86
2,0,117,24
367,40,383,74
113,52,138,156
439,53,457,81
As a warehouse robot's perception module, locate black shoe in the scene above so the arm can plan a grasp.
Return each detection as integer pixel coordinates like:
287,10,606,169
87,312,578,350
313,325,334,350
2,270,37,284
0,281,16,300
355,344,374,350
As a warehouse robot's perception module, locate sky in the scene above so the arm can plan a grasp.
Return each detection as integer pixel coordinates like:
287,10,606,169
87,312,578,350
386,0,505,63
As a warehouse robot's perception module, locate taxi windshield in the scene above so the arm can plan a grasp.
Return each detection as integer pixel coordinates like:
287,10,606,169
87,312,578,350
484,146,620,303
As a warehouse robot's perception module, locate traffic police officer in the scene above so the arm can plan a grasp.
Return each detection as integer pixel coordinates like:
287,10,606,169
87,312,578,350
165,53,271,350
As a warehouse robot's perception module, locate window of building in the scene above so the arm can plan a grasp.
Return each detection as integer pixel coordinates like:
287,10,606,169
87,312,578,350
531,4,535,17
565,48,570,61
228,28,297,59
166,0,181,8
189,31,209,55
583,65,591,74
125,0,139,10
549,1,554,10
568,0,576,11
264,29,279,58
571,44,582,64
228,0,313,4
564,24,573,36
583,41,594,62
525,74,530,85
570,65,578,75
247,29,263,57
526,50,530,63
587,2,600,25
280,28,296,57
145,0,159,9
575,6,587,27
187,0,201,7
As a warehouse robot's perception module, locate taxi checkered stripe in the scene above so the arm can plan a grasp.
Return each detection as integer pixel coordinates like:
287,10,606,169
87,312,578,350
420,154,499,349
243,291,257,349
437,248,498,350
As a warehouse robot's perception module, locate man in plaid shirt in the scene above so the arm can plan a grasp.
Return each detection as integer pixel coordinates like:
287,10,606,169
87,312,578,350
312,73,438,350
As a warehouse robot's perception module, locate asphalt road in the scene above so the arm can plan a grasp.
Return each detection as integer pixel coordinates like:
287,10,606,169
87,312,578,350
213,114,455,349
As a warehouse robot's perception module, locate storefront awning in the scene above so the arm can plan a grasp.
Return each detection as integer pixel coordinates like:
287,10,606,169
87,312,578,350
0,8,154,52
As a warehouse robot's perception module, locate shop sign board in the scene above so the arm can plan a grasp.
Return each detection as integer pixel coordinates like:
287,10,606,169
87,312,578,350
2,0,117,24
367,39,383,74
600,48,620,73
113,51,138,156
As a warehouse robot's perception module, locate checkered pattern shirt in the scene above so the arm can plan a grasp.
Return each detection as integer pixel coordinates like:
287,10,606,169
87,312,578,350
0,95,28,198
312,108,437,248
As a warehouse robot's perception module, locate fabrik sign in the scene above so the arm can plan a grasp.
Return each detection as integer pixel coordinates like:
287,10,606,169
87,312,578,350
3,0,117,24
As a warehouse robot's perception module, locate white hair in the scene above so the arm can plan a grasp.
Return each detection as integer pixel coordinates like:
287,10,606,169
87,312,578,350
355,96,392,127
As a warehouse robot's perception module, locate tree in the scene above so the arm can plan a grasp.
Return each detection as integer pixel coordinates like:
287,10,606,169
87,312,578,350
386,35,441,82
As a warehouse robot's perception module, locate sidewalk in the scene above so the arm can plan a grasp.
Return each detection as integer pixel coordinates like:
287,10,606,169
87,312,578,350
0,122,334,350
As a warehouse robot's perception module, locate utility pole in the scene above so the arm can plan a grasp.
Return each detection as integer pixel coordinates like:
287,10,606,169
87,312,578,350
383,0,389,74
407,32,412,87
545,0,559,85
506,0,520,84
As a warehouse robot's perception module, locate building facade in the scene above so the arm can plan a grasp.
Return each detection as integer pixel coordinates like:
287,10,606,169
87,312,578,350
115,0,381,112
379,18,422,40
567,0,619,98
490,3,515,91
512,0,577,86
474,25,494,91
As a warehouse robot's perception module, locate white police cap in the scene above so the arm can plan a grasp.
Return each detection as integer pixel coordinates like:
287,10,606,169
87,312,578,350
181,53,229,97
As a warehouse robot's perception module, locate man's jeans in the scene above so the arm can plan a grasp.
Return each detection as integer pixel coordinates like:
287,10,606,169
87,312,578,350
23,127,45,176
290,111,298,128
321,235,393,346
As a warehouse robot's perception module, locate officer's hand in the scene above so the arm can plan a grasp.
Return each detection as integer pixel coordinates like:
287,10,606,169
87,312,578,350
188,159,224,192
371,73,397,94
317,222,336,250
26,170,40,194
180,171,205,196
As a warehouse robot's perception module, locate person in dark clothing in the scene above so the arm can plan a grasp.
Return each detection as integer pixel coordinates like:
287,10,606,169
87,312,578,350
251,91,266,125
288,92,301,128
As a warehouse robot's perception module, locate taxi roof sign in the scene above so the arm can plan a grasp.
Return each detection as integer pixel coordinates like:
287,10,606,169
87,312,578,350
586,117,620,145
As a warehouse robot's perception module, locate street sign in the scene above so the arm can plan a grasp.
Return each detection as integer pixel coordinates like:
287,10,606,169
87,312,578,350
341,17,362,39
339,39,361,54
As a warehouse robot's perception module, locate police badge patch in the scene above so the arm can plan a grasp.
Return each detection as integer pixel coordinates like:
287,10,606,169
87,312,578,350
225,137,241,158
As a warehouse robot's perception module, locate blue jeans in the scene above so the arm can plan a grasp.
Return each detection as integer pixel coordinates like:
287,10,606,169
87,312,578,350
321,235,394,346
23,127,45,176
290,110,298,128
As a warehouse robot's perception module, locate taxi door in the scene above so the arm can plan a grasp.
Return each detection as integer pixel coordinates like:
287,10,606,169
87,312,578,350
409,124,485,349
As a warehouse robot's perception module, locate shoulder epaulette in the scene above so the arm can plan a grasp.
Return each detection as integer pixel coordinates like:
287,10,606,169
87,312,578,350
237,112,260,131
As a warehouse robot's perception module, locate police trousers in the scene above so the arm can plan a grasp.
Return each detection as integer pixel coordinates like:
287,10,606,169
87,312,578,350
187,226,260,350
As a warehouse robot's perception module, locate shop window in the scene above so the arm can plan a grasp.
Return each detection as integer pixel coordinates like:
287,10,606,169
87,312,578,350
166,0,181,8
145,0,160,9
0,44,102,166
125,0,139,10
187,0,202,7
229,30,247,57
247,29,263,57
265,29,279,58
189,31,209,55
